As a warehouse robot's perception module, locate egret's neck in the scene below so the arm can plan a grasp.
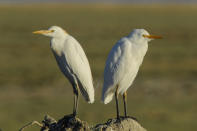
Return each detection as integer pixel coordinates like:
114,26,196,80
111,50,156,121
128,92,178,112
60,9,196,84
127,35,148,51
135,40,148,55
138,42,148,57
50,35,68,56
128,37,148,65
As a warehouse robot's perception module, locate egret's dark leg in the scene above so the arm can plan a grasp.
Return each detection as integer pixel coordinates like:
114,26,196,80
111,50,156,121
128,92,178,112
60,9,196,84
75,85,79,116
123,91,127,117
115,86,120,119
73,83,79,117
73,94,77,116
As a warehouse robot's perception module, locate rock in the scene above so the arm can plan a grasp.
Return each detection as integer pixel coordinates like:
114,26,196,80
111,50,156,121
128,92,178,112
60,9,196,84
41,114,90,131
93,116,147,131
20,115,147,131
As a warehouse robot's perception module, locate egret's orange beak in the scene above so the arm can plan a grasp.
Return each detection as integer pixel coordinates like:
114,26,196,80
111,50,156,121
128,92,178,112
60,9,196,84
143,34,162,39
33,30,54,34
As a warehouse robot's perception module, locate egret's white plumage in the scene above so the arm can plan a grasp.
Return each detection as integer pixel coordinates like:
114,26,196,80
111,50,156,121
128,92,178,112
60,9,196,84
102,29,151,104
101,29,161,118
33,26,94,115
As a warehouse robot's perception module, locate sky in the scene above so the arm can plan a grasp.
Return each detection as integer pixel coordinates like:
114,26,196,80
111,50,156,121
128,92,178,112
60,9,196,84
0,0,196,4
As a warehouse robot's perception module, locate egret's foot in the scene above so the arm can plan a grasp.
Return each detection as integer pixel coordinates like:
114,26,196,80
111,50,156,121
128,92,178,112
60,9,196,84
115,116,124,123
116,117,121,122
115,116,138,123
63,113,77,119
72,113,77,118
127,116,138,122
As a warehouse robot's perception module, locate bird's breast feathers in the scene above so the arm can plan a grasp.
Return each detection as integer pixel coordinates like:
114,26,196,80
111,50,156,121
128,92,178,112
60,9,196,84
104,37,147,85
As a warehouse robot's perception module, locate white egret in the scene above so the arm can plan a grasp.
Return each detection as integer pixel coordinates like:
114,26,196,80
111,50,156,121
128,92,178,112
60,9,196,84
33,26,94,116
101,29,162,119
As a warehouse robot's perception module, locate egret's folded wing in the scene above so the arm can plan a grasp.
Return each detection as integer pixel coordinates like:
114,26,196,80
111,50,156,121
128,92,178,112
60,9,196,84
102,38,132,104
62,36,94,103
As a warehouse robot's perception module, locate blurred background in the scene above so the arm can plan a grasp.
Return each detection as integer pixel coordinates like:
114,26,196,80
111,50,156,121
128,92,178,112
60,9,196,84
0,0,197,131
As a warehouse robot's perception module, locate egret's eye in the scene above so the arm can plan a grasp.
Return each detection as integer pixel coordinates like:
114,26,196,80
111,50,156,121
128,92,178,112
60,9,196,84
51,30,55,32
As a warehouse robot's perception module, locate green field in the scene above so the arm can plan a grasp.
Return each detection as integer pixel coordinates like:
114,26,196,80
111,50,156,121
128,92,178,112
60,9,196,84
0,4,197,131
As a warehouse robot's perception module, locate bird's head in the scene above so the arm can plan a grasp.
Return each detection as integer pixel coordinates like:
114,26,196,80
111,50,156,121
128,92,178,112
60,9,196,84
128,29,162,43
33,26,67,38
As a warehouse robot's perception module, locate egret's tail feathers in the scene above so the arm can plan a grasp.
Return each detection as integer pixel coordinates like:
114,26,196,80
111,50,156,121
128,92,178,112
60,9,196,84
102,92,114,104
77,79,94,104
88,95,94,104
79,85,94,104
87,85,94,104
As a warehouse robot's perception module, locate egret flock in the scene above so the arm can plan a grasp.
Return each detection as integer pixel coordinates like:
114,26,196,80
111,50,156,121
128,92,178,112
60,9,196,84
33,26,162,119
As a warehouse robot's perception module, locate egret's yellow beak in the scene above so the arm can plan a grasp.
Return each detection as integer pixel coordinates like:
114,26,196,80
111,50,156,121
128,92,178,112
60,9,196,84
143,35,162,39
33,30,54,34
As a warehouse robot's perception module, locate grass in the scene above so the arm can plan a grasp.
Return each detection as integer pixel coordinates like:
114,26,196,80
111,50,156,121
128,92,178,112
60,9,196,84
0,4,197,131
